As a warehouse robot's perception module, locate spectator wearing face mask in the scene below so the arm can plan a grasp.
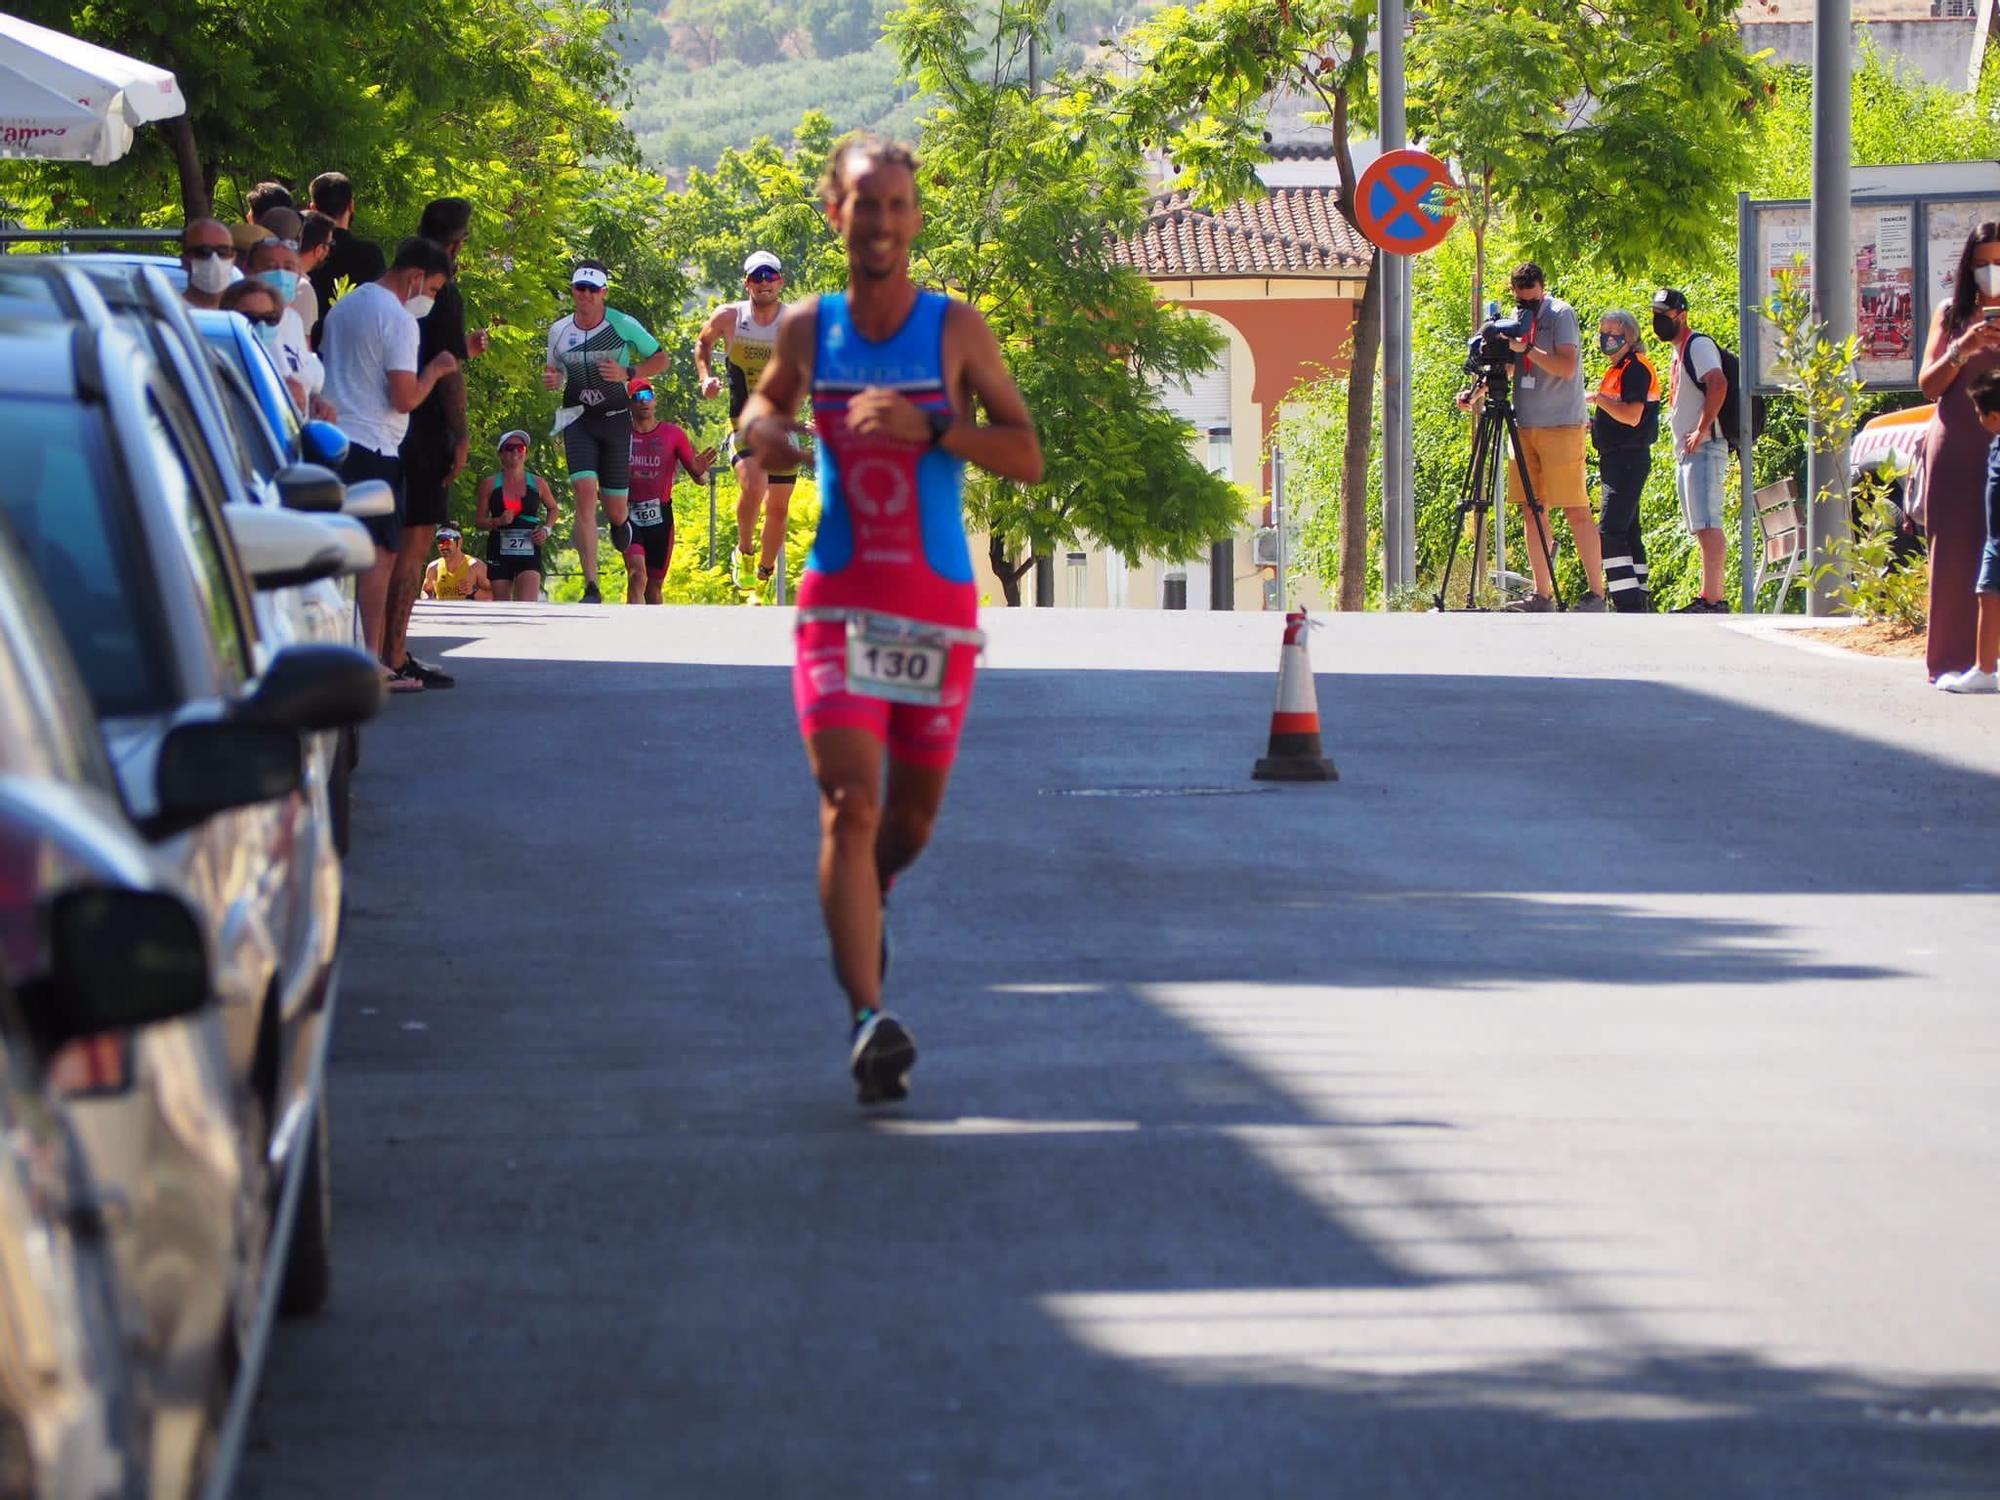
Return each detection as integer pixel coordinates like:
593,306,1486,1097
247,210,329,419
318,236,461,691
180,218,235,309
1499,262,1608,612
1584,308,1661,613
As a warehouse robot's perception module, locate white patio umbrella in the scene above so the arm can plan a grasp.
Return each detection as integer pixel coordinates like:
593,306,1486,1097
0,10,184,166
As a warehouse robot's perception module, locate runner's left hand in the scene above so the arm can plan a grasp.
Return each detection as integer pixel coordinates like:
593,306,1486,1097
445,438,470,487
847,387,930,445
596,358,627,383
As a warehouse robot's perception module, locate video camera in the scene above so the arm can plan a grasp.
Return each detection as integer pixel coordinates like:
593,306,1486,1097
1462,303,1530,378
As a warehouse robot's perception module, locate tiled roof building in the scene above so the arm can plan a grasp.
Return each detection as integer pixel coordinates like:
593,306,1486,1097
1112,186,1372,279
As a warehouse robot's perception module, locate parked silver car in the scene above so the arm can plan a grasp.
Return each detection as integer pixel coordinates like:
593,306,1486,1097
0,310,379,1494
0,520,245,1500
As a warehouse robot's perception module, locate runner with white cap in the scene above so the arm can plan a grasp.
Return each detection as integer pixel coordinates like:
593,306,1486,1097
542,259,668,602
696,249,801,593
475,429,562,602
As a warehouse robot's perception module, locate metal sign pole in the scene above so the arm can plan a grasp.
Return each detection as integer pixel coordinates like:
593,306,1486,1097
1808,0,1853,616
1737,191,1759,612
1274,444,1289,611
1380,0,1412,598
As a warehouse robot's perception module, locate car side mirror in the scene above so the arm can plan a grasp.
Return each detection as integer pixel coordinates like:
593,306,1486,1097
276,462,344,515
149,719,303,840
298,419,349,469
16,889,212,1055
342,479,395,521
223,504,349,589
243,645,383,734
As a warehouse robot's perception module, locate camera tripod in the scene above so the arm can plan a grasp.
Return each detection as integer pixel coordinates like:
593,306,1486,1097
1433,371,1567,613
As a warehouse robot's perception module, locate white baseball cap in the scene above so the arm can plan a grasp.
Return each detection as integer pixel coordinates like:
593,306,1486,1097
743,250,782,277
570,265,609,290
496,429,531,451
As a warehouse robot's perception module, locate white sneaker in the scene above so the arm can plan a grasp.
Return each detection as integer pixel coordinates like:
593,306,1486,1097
1938,667,2000,694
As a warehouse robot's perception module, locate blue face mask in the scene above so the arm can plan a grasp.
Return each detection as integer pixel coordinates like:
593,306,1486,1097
256,268,299,305
253,319,281,350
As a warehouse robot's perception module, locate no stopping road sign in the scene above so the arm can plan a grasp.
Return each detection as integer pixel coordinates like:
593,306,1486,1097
1355,149,1457,255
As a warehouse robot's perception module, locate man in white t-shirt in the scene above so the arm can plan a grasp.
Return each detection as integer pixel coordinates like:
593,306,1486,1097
319,236,459,689
1652,287,1732,613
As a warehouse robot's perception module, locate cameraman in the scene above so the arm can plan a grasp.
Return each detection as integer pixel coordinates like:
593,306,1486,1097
1461,265,1608,610
1585,309,1661,613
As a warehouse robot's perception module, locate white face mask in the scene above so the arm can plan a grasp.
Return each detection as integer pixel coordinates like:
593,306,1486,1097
405,291,436,319
1976,263,2000,298
188,255,232,294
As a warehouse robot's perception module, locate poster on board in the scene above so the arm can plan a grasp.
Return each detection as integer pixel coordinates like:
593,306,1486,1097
1855,204,1915,383
1925,199,1994,337
1753,204,1812,390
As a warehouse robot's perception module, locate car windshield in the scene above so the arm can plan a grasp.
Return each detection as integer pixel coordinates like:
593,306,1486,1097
0,397,170,718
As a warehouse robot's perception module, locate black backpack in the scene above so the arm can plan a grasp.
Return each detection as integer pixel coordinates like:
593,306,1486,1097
1679,332,1743,453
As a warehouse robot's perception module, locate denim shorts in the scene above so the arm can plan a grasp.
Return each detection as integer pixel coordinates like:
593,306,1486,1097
1979,539,2000,596
1675,438,1728,532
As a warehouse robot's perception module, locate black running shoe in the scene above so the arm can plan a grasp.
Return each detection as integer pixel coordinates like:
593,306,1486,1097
398,654,455,690
581,580,602,604
850,1009,916,1105
611,519,633,552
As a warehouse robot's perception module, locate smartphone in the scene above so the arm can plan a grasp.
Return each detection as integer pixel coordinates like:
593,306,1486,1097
1985,306,2000,324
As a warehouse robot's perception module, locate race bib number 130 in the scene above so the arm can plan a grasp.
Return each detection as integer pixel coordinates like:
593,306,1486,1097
845,619,946,705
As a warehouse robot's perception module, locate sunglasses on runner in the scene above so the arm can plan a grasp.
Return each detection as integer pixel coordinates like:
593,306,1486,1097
500,442,527,453
570,282,604,294
747,269,782,283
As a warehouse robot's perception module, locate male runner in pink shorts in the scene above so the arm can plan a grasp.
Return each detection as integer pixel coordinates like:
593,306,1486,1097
737,132,1041,1103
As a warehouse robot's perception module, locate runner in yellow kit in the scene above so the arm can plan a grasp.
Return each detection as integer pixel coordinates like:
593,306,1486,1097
696,250,800,590
421,526,489,600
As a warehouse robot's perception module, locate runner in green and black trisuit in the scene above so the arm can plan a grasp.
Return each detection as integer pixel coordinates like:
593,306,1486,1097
542,259,668,603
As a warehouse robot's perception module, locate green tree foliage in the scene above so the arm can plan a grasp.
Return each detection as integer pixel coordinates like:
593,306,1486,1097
1118,0,1381,608
1407,0,1767,274
0,0,630,224
890,0,1243,603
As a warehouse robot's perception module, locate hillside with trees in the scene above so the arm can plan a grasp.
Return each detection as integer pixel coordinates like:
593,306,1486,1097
618,0,1157,176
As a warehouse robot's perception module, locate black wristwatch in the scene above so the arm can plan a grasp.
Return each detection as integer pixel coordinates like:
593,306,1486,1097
926,407,955,448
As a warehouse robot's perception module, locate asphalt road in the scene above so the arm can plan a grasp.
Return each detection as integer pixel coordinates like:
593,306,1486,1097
239,605,2000,1499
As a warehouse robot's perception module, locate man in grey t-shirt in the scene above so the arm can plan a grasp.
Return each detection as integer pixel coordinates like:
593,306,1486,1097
1496,262,1606,611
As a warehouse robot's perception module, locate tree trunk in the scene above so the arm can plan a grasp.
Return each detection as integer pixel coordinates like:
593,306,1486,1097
988,532,1033,606
1338,253,1382,610
164,115,210,221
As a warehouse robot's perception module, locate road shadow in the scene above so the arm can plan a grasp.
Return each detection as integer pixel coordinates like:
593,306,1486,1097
241,655,2000,1498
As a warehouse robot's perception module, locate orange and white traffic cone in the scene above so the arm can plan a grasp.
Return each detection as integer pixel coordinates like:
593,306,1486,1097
1252,609,1338,782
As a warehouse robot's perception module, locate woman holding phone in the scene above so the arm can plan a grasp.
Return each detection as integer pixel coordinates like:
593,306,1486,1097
1918,221,2000,681
477,430,561,603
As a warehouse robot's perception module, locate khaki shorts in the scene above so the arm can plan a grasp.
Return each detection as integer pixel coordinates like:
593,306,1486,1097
1505,423,1590,512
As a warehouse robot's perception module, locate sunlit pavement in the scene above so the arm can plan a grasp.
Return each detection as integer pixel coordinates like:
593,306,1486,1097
238,605,2000,1498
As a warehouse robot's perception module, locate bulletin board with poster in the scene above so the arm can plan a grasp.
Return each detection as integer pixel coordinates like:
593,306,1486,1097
1741,191,2000,393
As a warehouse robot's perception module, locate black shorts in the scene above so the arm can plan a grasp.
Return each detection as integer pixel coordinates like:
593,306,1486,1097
629,518,674,577
563,410,632,494
339,444,404,552
734,449,799,486
400,437,453,529
485,546,546,582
